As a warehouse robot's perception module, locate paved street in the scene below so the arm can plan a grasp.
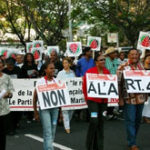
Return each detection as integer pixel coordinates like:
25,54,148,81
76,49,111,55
6,117,150,150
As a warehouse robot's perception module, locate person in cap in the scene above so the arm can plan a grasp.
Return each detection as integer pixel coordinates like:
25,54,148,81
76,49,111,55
104,47,119,74
76,47,95,77
104,47,119,119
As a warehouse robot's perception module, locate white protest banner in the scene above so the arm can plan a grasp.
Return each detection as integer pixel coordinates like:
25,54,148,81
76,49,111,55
107,33,118,43
137,31,150,50
9,79,38,111
33,40,43,48
86,73,118,99
66,42,82,57
47,46,59,55
87,36,101,51
123,70,150,93
0,47,8,58
36,81,71,110
31,47,42,61
26,42,33,53
61,77,87,110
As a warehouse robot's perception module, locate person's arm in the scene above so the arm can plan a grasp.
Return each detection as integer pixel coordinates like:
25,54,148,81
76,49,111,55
33,89,40,121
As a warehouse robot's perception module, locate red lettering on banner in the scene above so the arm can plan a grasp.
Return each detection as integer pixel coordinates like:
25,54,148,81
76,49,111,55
87,74,117,81
125,70,150,77
38,83,66,92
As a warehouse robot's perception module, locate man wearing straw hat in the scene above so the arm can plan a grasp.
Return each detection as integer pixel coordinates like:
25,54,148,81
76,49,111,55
104,47,119,119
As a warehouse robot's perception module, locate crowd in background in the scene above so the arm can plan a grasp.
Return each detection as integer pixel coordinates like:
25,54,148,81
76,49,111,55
0,46,150,150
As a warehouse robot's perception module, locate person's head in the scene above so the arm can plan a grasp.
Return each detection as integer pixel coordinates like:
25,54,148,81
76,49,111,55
50,51,58,62
16,54,23,64
105,47,117,60
24,53,35,65
119,51,125,60
44,62,55,78
0,58,5,72
145,49,150,56
62,57,72,70
108,51,118,60
94,52,106,69
128,48,139,64
144,54,150,66
6,58,15,71
83,47,92,58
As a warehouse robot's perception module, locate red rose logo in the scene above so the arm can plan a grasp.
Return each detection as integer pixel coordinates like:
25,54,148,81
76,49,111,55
89,39,98,49
69,43,80,54
141,36,150,47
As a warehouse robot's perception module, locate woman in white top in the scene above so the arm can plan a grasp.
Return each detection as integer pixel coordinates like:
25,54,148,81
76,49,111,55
0,58,14,150
57,57,75,134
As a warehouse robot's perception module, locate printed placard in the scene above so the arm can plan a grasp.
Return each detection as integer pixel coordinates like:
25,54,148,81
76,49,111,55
86,73,119,99
47,46,59,55
66,42,82,57
87,36,101,51
137,31,150,50
123,70,150,93
33,40,43,48
61,77,87,110
107,33,118,43
0,47,8,58
26,42,33,53
36,81,71,110
31,48,42,61
9,79,38,111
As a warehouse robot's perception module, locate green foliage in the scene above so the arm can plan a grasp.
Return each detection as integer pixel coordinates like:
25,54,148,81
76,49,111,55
72,0,150,46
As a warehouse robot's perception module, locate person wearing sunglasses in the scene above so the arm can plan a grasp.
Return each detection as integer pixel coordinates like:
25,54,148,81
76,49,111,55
82,53,110,150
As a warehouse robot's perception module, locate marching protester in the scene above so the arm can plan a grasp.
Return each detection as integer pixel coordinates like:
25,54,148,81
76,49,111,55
3,58,22,135
21,53,39,123
76,47,95,77
33,62,59,150
104,47,119,120
117,48,147,150
142,54,150,123
82,53,109,150
57,57,76,134
0,58,14,150
76,47,95,121
21,53,39,78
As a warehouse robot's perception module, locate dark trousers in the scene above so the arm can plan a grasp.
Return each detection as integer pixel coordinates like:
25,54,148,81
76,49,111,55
86,100,107,150
0,115,7,150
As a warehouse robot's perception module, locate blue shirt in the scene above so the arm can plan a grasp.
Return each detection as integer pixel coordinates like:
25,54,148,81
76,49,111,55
76,57,95,77
57,69,75,79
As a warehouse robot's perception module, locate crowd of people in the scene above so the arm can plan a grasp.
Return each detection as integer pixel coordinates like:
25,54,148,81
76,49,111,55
0,46,150,150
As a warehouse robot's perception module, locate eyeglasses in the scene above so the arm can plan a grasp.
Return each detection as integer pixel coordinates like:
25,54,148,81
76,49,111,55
97,59,105,62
